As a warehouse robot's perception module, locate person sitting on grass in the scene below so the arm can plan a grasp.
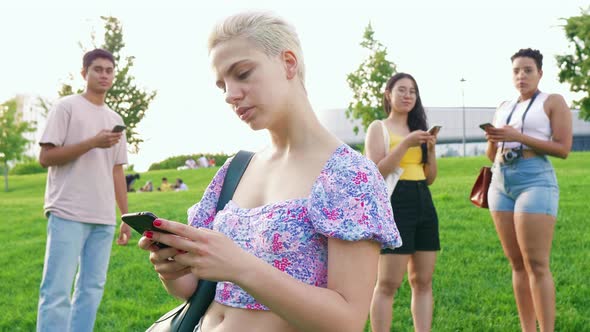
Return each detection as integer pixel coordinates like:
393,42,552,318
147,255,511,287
139,181,153,192
125,173,140,192
175,178,188,191
157,177,173,192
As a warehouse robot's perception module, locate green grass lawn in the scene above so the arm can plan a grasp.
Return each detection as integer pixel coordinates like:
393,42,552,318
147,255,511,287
2,153,589,331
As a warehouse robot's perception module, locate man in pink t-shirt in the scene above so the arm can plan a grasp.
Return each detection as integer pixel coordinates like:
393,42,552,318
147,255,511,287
36,49,131,332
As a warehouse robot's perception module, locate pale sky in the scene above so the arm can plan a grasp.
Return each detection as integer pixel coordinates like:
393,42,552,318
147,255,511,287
1,0,587,171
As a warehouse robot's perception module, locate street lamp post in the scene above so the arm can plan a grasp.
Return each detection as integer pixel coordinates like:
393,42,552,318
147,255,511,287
460,77,466,157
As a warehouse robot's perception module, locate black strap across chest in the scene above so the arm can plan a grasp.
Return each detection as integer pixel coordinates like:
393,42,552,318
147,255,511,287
501,91,540,152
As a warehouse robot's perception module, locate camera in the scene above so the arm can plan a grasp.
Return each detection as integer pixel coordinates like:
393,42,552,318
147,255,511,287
502,149,522,163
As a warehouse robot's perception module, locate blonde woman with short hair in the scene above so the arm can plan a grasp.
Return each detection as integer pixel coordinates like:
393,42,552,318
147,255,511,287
138,12,401,332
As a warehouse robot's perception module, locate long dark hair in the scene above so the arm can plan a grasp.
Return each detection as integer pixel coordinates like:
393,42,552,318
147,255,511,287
383,72,428,163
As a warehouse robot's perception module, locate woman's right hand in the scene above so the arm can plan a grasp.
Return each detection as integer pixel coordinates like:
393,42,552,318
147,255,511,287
138,234,192,281
403,130,432,147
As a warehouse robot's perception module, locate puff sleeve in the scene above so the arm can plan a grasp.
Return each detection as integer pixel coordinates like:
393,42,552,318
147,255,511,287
186,158,231,228
308,147,402,249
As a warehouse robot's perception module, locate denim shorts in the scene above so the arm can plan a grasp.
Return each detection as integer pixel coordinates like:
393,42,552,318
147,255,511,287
488,155,559,217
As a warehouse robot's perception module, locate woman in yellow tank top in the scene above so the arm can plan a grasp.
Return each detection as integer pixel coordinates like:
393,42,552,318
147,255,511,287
365,73,440,332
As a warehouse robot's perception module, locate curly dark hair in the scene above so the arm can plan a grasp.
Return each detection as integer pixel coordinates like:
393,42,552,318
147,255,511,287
510,48,543,70
382,72,428,163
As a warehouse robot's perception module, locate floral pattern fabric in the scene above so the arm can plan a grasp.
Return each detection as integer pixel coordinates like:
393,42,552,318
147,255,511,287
187,144,401,310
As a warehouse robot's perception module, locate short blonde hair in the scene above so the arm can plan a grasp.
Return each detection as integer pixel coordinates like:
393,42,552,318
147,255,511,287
208,12,306,83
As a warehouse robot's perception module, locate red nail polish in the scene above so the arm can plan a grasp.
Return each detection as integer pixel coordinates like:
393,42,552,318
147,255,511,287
144,231,153,239
153,219,162,227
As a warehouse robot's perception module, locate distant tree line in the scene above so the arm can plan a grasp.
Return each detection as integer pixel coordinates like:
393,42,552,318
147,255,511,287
148,153,231,171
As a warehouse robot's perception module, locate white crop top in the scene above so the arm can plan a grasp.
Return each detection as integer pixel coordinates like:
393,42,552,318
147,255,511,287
493,92,552,149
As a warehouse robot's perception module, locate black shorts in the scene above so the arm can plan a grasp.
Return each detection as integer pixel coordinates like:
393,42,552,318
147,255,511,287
381,180,440,254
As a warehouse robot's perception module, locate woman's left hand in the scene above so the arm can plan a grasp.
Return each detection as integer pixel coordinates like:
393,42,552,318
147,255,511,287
486,125,523,143
148,218,254,283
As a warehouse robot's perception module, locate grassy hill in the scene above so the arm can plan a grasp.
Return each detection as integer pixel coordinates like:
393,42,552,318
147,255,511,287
1,153,588,331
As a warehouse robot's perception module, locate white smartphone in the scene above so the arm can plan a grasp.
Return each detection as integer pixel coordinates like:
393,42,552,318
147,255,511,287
427,125,442,135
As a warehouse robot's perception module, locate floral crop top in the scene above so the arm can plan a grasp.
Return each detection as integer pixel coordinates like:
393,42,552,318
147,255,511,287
187,144,401,310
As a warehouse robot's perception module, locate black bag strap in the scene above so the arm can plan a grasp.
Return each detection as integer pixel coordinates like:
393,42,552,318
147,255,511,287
171,150,254,332
216,150,254,212
501,91,540,153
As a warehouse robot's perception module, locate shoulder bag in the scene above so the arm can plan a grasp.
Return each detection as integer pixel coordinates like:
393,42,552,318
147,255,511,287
147,150,254,332
469,166,492,208
380,120,403,197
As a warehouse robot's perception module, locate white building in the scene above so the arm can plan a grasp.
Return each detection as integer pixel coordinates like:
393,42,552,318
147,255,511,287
317,107,590,156
15,94,47,158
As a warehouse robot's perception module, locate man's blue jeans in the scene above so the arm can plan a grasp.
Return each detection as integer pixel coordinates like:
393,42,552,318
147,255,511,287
37,214,115,332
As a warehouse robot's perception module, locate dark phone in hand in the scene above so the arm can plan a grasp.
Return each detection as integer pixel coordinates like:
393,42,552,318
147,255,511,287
112,125,126,133
479,123,494,131
121,212,171,248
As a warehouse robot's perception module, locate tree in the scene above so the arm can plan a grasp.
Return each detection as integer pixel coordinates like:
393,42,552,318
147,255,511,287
346,23,397,135
0,98,36,191
556,8,590,121
58,16,157,152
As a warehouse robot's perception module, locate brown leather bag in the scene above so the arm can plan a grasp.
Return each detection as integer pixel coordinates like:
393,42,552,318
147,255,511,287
470,166,492,208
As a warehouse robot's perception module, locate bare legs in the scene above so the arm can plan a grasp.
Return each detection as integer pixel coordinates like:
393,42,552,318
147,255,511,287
492,211,556,332
371,254,409,332
370,252,436,332
408,252,436,332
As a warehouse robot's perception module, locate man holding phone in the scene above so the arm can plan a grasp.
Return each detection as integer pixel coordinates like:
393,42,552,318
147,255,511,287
36,49,131,332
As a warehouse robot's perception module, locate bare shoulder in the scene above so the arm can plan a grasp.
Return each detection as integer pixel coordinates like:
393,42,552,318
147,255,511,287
371,119,385,125
544,93,570,115
317,133,345,155
546,93,568,105
367,119,384,132
364,120,386,148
